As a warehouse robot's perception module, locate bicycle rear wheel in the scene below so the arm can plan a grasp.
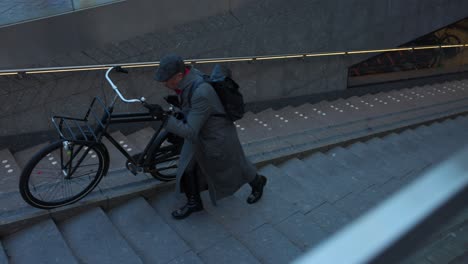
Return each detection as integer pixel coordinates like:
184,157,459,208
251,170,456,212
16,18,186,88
148,132,182,181
19,140,107,209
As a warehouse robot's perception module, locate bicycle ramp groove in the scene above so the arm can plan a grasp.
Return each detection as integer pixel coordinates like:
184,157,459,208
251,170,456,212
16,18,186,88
0,80,468,262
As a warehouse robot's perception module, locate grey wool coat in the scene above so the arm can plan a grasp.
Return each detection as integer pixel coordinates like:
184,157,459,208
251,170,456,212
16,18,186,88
165,68,257,205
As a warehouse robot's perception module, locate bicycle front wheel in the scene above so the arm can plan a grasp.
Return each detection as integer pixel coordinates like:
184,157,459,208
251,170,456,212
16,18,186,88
19,140,107,209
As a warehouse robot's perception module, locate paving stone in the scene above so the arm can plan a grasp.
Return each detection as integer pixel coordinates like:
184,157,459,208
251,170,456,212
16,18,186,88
167,251,204,264
303,152,370,193
107,197,189,264
305,202,352,234
381,133,432,171
4,219,78,264
389,130,434,164
278,158,350,203
333,185,388,219
237,224,302,264
203,195,267,235
325,146,393,185
0,149,21,193
198,236,260,264
58,207,143,264
258,164,325,214
234,182,300,225
360,136,420,177
149,190,230,253
0,189,45,218
274,211,329,251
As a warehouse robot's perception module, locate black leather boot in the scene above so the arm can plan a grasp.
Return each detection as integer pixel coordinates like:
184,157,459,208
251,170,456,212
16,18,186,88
247,174,267,204
171,194,204,219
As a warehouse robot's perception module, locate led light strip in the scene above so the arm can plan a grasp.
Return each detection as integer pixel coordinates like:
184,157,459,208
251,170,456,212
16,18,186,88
0,44,466,76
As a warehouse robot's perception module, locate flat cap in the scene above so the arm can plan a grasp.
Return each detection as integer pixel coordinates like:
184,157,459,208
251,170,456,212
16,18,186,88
154,54,185,82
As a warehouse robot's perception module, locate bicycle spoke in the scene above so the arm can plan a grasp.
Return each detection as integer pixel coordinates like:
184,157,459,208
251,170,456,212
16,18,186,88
71,170,97,179
40,180,63,201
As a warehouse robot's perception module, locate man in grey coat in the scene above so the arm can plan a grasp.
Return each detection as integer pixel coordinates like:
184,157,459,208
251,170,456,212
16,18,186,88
154,54,267,219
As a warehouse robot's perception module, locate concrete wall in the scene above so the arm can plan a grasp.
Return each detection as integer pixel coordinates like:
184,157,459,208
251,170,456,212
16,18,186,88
0,0,467,147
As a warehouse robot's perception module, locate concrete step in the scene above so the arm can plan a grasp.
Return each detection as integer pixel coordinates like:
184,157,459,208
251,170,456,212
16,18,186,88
148,190,230,253
265,105,322,136
234,223,303,264
198,235,262,264
302,151,371,193
274,211,329,251
413,129,457,163
257,164,325,213
202,195,267,235
125,126,157,153
239,108,278,142
325,146,393,185
13,142,50,169
233,180,300,225
58,207,143,264
368,134,427,177
3,219,78,264
366,95,468,130
389,130,435,165
291,102,332,128
102,131,138,171
98,167,155,191
237,111,273,144
346,140,408,178
277,157,348,203
0,149,21,193
107,197,189,264
300,100,359,128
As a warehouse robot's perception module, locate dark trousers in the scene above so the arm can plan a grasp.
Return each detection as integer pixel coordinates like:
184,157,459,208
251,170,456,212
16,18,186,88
181,159,199,197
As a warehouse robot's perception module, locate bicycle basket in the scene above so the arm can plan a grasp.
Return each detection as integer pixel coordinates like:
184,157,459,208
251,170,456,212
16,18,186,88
51,96,111,142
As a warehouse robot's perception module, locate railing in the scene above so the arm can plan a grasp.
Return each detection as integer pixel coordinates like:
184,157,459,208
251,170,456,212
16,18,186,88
0,44,466,76
293,145,468,264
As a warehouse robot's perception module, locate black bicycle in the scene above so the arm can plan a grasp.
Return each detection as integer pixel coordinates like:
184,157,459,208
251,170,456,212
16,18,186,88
19,66,182,209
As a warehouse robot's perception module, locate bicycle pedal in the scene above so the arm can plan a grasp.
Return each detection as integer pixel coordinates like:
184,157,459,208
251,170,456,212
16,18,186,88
126,162,139,175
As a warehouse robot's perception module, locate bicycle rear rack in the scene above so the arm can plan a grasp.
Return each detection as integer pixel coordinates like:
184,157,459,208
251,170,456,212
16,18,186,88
51,97,111,143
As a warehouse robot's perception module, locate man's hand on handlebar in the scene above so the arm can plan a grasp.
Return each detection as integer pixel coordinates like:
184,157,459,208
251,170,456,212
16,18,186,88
143,103,167,121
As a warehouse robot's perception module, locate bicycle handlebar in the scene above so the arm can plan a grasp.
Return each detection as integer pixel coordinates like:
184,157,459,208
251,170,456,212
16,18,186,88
105,67,146,104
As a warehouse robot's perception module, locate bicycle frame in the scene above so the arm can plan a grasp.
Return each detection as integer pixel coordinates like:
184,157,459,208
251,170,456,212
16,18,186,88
103,110,168,169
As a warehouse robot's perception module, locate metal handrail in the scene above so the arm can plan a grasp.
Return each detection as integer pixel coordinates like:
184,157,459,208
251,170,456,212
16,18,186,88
0,44,466,76
293,144,468,264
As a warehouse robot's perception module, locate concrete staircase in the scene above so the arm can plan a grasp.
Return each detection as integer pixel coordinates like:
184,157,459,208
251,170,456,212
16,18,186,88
0,107,467,263
0,79,468,262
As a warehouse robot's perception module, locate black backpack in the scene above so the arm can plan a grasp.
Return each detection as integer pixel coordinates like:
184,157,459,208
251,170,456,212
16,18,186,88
189,64,245,121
